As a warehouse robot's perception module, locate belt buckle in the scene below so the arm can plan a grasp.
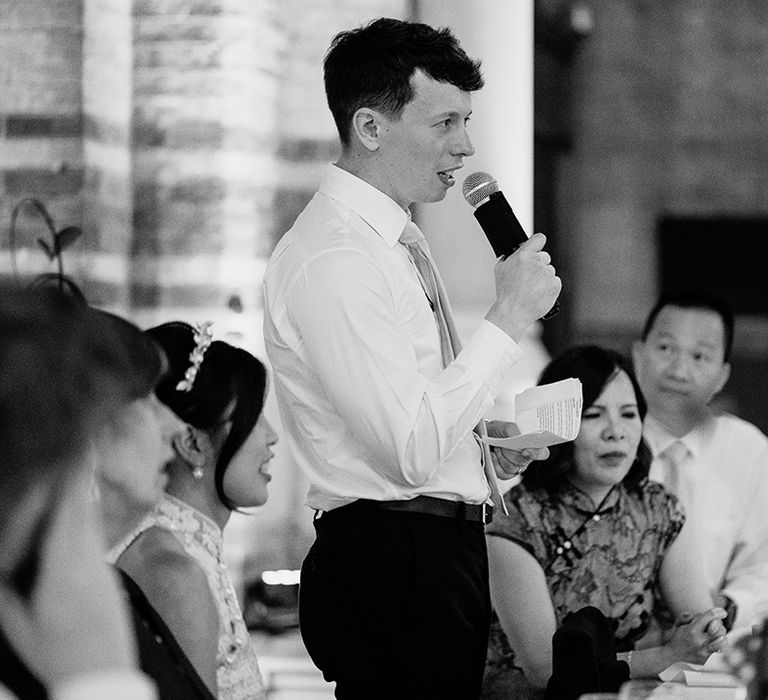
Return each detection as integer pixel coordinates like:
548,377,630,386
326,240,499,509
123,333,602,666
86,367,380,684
481,502,493,525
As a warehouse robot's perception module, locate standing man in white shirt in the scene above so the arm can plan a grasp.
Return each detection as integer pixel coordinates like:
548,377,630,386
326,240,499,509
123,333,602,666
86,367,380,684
263,17,560,699
633,289,768,634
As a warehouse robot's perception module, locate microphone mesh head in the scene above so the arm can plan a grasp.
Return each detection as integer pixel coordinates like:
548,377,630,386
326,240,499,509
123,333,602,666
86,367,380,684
462,171,498,207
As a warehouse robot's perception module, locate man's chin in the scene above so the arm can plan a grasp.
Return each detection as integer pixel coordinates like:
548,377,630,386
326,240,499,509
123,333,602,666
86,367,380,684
421,185,449,203
653,393,697,416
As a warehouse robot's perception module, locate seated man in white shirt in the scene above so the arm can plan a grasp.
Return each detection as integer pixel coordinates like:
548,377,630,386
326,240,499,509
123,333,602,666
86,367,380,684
632,288,768,633
263,17,561,700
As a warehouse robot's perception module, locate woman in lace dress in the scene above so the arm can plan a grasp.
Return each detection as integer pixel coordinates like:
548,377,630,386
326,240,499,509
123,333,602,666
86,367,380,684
482,345,728,699
113,322,278,700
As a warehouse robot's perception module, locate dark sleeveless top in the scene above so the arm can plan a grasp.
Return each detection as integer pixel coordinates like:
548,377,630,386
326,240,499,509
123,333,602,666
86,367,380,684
0,569,214,700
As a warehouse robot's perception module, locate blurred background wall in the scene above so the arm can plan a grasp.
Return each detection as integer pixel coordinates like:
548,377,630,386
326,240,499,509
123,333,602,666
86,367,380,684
2,0,768,592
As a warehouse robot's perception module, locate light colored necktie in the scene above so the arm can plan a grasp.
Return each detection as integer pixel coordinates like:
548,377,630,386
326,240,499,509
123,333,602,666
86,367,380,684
400,221,503,512
399,220,461,368
658,440,691,506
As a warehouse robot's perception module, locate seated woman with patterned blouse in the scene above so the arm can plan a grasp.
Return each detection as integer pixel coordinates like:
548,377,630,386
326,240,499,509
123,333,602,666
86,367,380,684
481,345,728,699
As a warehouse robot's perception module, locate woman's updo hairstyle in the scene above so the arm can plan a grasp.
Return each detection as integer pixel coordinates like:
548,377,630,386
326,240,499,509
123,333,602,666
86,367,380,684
146,322,267,509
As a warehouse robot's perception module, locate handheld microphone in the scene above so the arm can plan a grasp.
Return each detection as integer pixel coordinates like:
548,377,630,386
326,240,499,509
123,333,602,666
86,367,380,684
462,171,560,320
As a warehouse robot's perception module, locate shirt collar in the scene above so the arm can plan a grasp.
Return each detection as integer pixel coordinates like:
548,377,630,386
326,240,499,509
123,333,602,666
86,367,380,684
318,163,409,247
644,414,701,461
558,480,623,515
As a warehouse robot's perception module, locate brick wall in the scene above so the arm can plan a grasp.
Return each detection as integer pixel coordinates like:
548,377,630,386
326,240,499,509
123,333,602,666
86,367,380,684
549,0,768,430
0,0,84,281
559,0,768,340
126,0,283,349
80,0,133,307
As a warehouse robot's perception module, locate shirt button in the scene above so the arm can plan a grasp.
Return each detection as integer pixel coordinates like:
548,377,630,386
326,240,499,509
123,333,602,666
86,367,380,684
593,514,601,521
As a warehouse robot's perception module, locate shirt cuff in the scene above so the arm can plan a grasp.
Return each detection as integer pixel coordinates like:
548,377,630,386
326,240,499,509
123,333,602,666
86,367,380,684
457,319,521,392
53,671,157,700
721,588,753,632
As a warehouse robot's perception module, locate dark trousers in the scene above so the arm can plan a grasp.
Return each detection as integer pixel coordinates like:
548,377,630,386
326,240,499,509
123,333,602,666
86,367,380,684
299,506,491,700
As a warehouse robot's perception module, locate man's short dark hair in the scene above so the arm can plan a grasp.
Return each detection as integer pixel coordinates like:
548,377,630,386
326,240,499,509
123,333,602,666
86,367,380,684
324,17,484,146
641,289,735,363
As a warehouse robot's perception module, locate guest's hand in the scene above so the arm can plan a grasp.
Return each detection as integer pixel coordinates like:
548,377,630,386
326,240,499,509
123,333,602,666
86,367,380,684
0,472,137,688
667,608,728,663
486,420,549,480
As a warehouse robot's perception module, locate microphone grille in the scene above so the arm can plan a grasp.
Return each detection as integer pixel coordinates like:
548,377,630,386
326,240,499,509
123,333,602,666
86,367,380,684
462,171,498,207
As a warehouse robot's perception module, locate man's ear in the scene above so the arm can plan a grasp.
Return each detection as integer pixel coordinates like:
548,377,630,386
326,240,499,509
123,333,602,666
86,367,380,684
714,361,731,397
350,107,381,152
630,340,644,373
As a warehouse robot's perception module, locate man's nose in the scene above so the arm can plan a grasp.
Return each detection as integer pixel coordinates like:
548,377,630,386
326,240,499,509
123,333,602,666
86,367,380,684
452,127,474,157
667,352,691,379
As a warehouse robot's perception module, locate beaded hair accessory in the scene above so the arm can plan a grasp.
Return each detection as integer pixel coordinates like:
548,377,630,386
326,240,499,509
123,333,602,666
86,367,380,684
175,321,214,392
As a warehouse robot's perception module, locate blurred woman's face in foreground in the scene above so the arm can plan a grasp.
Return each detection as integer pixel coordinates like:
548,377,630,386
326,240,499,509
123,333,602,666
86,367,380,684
96,394,183,511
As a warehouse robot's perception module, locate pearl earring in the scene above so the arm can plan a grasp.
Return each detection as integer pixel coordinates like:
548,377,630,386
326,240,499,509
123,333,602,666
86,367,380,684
192,465,204,480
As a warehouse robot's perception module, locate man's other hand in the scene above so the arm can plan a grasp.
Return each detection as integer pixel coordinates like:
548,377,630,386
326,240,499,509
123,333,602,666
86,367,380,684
486,419,549,480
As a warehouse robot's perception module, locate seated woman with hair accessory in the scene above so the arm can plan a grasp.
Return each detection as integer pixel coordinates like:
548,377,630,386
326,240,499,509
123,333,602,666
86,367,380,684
112,321,279,700
481,345,728,700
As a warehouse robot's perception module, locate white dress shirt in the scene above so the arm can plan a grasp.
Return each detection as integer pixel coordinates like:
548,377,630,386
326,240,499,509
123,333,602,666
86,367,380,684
263,164,521,511
645,412,768,630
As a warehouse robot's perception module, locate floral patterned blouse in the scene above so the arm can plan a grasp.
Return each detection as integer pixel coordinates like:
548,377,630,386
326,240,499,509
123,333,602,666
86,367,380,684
482,479,684,699
110,494,265,700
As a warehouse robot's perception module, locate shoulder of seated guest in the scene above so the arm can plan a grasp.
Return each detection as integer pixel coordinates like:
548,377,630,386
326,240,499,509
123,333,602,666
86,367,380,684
119,525,186,564
118,530,220,652
118,527,212,604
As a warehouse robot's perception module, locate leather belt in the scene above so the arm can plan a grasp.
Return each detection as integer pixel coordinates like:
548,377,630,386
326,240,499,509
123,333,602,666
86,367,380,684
319,495,493,525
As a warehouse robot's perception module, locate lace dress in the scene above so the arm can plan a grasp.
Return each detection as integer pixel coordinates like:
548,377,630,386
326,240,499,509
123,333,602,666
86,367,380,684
110,494,266,700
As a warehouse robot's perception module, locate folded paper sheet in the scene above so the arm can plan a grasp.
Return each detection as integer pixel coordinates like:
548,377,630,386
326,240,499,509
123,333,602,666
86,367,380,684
481,378,583,451
659,653,740,687
479,378,582,515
